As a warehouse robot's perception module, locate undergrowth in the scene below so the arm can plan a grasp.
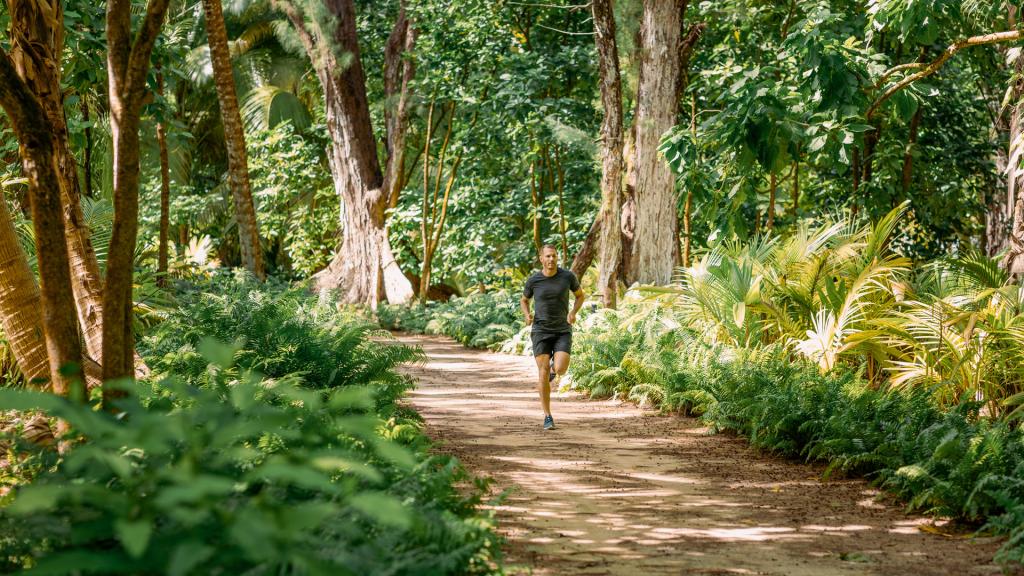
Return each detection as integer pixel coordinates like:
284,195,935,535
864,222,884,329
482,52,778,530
377,291,521,350
0,276,502,575
568,304,1024,564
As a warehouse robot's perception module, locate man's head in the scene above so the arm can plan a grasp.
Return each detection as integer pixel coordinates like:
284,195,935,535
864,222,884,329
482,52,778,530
540,244,558,272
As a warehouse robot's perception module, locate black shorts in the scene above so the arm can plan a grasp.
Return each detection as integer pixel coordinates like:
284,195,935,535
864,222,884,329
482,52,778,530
531,331,572,357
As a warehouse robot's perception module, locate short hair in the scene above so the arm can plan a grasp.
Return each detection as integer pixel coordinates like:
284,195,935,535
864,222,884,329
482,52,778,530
540,244,558,253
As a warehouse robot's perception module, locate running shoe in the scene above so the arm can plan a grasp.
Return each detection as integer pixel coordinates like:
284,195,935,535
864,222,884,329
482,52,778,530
543,414,555,430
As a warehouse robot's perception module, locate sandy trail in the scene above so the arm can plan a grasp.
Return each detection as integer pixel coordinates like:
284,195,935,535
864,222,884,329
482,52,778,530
398,334,1012,576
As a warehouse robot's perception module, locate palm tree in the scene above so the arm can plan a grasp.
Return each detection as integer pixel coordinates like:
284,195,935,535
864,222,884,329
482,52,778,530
0,196,50,385
202,0,264,279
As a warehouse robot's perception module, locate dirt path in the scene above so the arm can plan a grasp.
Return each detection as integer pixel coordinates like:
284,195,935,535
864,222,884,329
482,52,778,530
398,334,1012,576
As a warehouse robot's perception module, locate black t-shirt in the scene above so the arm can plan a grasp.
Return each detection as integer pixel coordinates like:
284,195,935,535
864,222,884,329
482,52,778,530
523,268,580,334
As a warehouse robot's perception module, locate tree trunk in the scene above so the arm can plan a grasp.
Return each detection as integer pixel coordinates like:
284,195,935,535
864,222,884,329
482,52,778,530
622,0,686,285
862,123,881,185
0,194,50,386
592,0,624,308
156,68,172,287
570,216,600,279
103,0,171,383
280,0,413,306
203,0,264,279
1006,78,1024,275
384,2,416,211
554,147,569,262
766,172,776,231
9,0,108,371
901,103,923,197
791,158,799,215
0,49,83,397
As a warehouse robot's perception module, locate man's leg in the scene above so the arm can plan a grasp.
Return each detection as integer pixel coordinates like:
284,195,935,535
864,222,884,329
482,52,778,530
552,351,570,380
551,332,573,388
534,353,552,416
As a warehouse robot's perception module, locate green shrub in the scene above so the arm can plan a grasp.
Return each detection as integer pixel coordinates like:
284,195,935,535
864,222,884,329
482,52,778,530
0,277,501,575
378,291,521,350
569,303,1024,564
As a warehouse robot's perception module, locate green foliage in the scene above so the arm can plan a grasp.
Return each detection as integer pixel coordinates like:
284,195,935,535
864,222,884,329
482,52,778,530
0,278,501,575
244,123,338,277
569,303,1024,563
378,291,522,350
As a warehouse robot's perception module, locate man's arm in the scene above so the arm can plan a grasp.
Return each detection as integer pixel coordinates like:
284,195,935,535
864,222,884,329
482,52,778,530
567,288,585,325
521,296,533,325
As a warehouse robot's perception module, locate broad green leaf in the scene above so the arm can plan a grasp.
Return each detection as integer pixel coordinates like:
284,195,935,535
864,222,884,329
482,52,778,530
348,492,411,530
168,541,215,576
7,484,64,514
115,518,153,558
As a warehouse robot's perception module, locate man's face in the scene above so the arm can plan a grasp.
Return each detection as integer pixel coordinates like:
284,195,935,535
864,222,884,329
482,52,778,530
541,248,557,269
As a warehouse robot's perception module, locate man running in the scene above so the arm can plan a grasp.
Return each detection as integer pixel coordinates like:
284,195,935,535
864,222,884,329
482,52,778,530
521,244,585,430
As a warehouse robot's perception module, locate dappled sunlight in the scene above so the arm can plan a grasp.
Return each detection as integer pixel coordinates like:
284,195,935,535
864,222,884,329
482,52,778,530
400,335,1009,575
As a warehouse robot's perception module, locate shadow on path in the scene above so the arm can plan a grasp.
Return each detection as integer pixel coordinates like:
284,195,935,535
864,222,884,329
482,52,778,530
398,334,1012,576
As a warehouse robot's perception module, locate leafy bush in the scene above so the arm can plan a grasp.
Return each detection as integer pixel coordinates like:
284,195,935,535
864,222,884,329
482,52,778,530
378,291,521,350
0,277,501,575
569,302,1024,564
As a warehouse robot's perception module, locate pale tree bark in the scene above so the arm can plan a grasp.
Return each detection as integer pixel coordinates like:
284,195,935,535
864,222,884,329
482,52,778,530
0,50,83,398
1004,7,1024,274
0,196,50,386
103,0,171,383
278,0,414,306
384,2,416,211
9,0,108,371
592,0,624,308
621,0,686,285
1006,69,1024,275
156,68,172,287
203,0,264,279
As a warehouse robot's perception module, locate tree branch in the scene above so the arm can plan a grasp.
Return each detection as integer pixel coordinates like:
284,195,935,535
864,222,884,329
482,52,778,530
867,29,1023,119
124,0,172,106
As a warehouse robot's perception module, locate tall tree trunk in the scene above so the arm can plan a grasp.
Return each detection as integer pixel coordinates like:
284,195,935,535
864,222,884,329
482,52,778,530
682,190,693,266
0,195,51,385
103,0,171,383
419,98,477,301
862,124,880,184
0,50,83,397
592,0,624,308
621,0,686,285
766,172,776,231
791,158,800,215
156,68,172,287
570,217,600,278
203,0,264,279
900,103,923,197
10,0,108,371
1006,78,1024,275
384,2,416,211
554,147,569,262
279,0,414,306
1003,18,1024,274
